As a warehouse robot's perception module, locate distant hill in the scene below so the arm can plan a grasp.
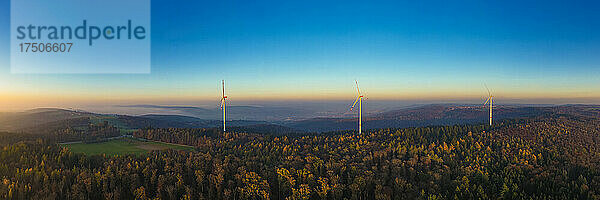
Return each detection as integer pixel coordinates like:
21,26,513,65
0,108,276,134
284,104,580,132
118,114,267,129
3,104,599,134
0,108,96,132
118,104,315,121
117,115,217,129
371,104,551,121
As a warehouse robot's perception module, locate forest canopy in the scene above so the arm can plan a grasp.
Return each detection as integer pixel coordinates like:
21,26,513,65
1,115,599,199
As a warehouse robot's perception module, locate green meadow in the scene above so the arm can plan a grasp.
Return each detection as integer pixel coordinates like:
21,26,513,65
61,138,195,156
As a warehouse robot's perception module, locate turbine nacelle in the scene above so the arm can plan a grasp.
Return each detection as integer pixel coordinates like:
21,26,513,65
220,97,228,108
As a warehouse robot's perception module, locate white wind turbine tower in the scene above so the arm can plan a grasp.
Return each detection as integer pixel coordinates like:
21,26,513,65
220,80,228,132
483,84,493,126
350,80,365,134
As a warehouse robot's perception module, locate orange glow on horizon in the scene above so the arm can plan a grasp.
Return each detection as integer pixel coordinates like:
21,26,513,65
1,87,599,112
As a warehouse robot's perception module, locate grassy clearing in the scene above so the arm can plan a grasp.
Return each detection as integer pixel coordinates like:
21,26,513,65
62,138,195,156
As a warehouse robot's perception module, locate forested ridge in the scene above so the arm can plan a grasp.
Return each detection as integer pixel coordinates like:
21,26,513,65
1,114,600,199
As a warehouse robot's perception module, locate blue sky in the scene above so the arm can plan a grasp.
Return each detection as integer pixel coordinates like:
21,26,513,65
1,0,600,110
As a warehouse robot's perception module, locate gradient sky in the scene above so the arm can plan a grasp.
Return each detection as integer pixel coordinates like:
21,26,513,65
1,0,600,111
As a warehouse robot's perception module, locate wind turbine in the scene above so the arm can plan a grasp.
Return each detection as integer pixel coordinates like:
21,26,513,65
220,80,228,132
483,84,493,126
350,80,365,134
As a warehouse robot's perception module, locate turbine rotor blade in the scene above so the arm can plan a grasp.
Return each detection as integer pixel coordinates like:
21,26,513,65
355,80,361,95
483,96,491,105
484,83,491,96
350,96,360,110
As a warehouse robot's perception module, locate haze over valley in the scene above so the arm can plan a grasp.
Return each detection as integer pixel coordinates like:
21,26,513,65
2,103,598,134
